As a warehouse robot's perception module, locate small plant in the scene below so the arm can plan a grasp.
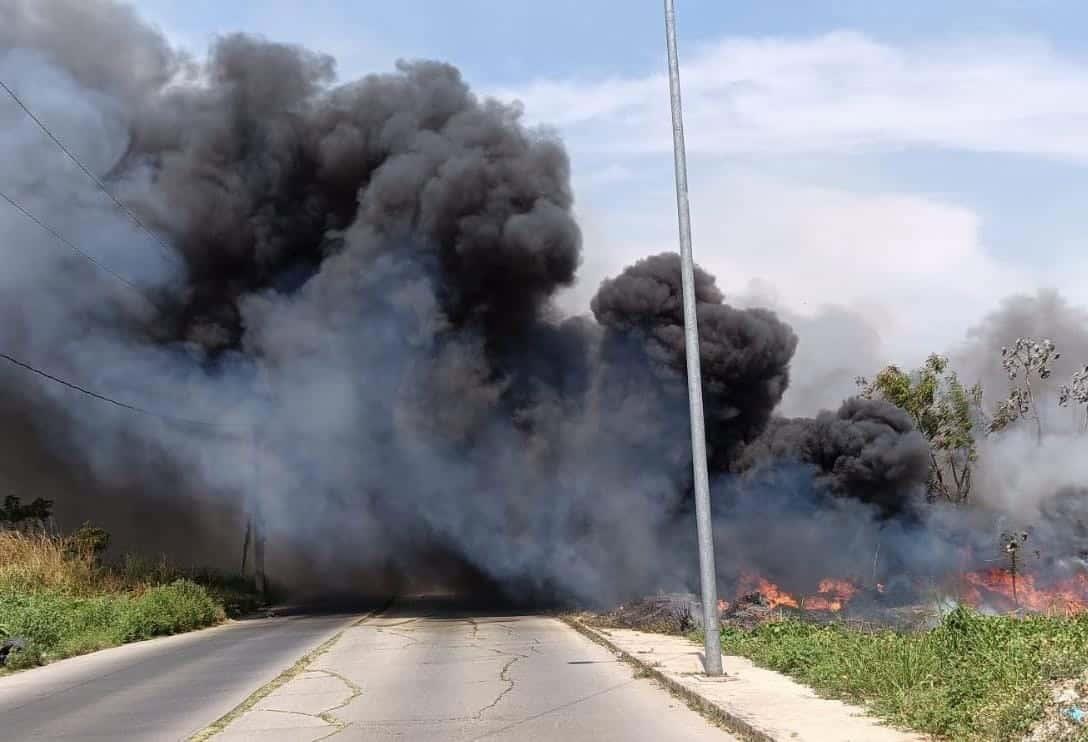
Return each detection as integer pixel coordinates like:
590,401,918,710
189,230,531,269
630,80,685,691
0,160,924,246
1001,531,1030,609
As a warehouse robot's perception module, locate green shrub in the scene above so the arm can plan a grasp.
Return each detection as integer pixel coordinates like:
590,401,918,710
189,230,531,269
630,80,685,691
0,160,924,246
117,580,222,642
0,581,225,670
67,524,111,563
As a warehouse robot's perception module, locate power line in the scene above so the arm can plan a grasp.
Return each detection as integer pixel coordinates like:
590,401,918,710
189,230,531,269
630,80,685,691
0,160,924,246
0,188,166,313
0,77,180,266
0,350,242,433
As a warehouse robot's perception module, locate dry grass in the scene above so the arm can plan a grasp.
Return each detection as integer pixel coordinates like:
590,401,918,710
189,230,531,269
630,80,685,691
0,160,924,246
0,530,256,599
0,530,262,671
0,531,121,595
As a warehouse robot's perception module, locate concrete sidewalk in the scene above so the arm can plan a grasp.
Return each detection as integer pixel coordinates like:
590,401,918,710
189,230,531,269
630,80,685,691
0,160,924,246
567,620,929,742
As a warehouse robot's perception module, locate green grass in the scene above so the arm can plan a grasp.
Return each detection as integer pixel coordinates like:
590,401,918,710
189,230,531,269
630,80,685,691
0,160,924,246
0,531,263,672
717,607,1088,741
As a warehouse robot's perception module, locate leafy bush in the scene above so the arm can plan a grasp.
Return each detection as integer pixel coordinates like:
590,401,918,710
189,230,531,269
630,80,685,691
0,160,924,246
67,523,110,563
116,580,222,642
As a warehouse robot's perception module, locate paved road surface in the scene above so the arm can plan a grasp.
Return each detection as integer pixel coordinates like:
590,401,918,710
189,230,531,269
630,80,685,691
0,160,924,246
0,607,362,741
213,595,738,741
0,596,737,741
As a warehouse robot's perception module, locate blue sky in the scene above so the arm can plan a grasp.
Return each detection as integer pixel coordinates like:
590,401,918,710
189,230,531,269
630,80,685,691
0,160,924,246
135,1,1088,81
131,1,1088,402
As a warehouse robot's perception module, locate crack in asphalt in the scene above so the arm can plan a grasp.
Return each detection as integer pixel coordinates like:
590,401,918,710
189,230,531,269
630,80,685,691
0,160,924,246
313,668,364,739
372,624,422,648
469,680,636,741
466,617,481,643
472,648,530,721
256,666,362,741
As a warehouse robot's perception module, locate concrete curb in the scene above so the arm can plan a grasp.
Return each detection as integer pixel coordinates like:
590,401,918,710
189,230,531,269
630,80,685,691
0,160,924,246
560,616,774,742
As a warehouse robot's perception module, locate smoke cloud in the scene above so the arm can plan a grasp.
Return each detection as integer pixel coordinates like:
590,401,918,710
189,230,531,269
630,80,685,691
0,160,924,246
3,0,1087,606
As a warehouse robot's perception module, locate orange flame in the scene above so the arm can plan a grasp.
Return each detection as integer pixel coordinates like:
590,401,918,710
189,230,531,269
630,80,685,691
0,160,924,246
721,567,1088,620
736,573,799,608
804,578,859,611
733,573,864,612
962,569,1088,615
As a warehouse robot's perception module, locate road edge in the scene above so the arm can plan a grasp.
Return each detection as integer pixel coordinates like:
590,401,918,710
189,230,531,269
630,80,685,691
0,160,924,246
559,615,775,742
188,597,396,742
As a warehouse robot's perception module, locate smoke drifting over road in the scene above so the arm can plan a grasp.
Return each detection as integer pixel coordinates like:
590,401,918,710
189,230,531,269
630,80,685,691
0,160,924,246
2,0,1084,606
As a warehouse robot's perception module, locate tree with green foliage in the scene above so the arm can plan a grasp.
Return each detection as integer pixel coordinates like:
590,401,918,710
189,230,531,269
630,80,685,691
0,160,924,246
857,354,982,504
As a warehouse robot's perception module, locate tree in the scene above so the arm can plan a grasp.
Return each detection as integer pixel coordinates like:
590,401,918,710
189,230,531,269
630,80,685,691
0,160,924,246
990,337,1060,441
1058,364,1088,434
857,354,981,504
0,494,54,531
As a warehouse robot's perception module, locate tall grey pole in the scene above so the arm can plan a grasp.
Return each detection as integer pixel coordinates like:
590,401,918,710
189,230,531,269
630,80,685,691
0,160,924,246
663,0,723,676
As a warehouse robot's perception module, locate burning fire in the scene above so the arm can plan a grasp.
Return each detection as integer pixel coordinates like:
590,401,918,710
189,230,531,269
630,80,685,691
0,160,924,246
806,579,859,611
962,569,1088,615
724,573,860,613
717,568,1088,618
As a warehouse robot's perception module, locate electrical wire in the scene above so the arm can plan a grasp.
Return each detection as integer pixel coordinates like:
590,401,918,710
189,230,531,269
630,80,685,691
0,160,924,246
0,77,180,266
0,188,166,313
0,350,244,433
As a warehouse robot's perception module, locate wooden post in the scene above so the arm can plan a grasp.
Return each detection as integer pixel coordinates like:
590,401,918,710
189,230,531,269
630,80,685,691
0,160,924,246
251,425,267,598
240,518,252,575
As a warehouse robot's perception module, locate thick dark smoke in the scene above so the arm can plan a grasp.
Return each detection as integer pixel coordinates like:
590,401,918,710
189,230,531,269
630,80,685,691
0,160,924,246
8,0,1081,607
592,253,798,469
128,35,582,349
734,398,931,517
0,0,746,603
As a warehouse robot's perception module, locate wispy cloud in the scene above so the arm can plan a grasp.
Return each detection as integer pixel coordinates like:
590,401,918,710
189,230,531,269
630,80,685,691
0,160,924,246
497,32,1088,161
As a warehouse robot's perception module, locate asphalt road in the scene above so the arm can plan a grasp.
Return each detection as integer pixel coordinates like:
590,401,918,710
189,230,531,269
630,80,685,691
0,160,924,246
0,607,365,741
0,596,737,741
214,595,739,741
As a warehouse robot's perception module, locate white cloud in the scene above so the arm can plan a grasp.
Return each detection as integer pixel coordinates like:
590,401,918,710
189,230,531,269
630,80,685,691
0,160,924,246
498,32,1088,161
559,170,1023,365
534,31,1088,382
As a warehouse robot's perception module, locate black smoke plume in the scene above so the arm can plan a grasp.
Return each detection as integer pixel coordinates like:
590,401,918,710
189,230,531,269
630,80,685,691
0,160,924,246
592,253,798,469
734,398,931,517
8,0,1065,608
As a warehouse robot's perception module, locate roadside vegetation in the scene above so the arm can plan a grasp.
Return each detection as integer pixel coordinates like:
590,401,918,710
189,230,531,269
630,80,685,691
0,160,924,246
719,607,1088,741
0,510,262,673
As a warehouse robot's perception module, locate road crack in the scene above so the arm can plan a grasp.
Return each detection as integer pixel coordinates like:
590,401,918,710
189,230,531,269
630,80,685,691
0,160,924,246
472,650,527,720
187,597,393,742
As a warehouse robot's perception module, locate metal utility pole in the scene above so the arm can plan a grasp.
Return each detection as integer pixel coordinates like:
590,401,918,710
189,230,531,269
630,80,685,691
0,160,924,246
663,0,723,676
